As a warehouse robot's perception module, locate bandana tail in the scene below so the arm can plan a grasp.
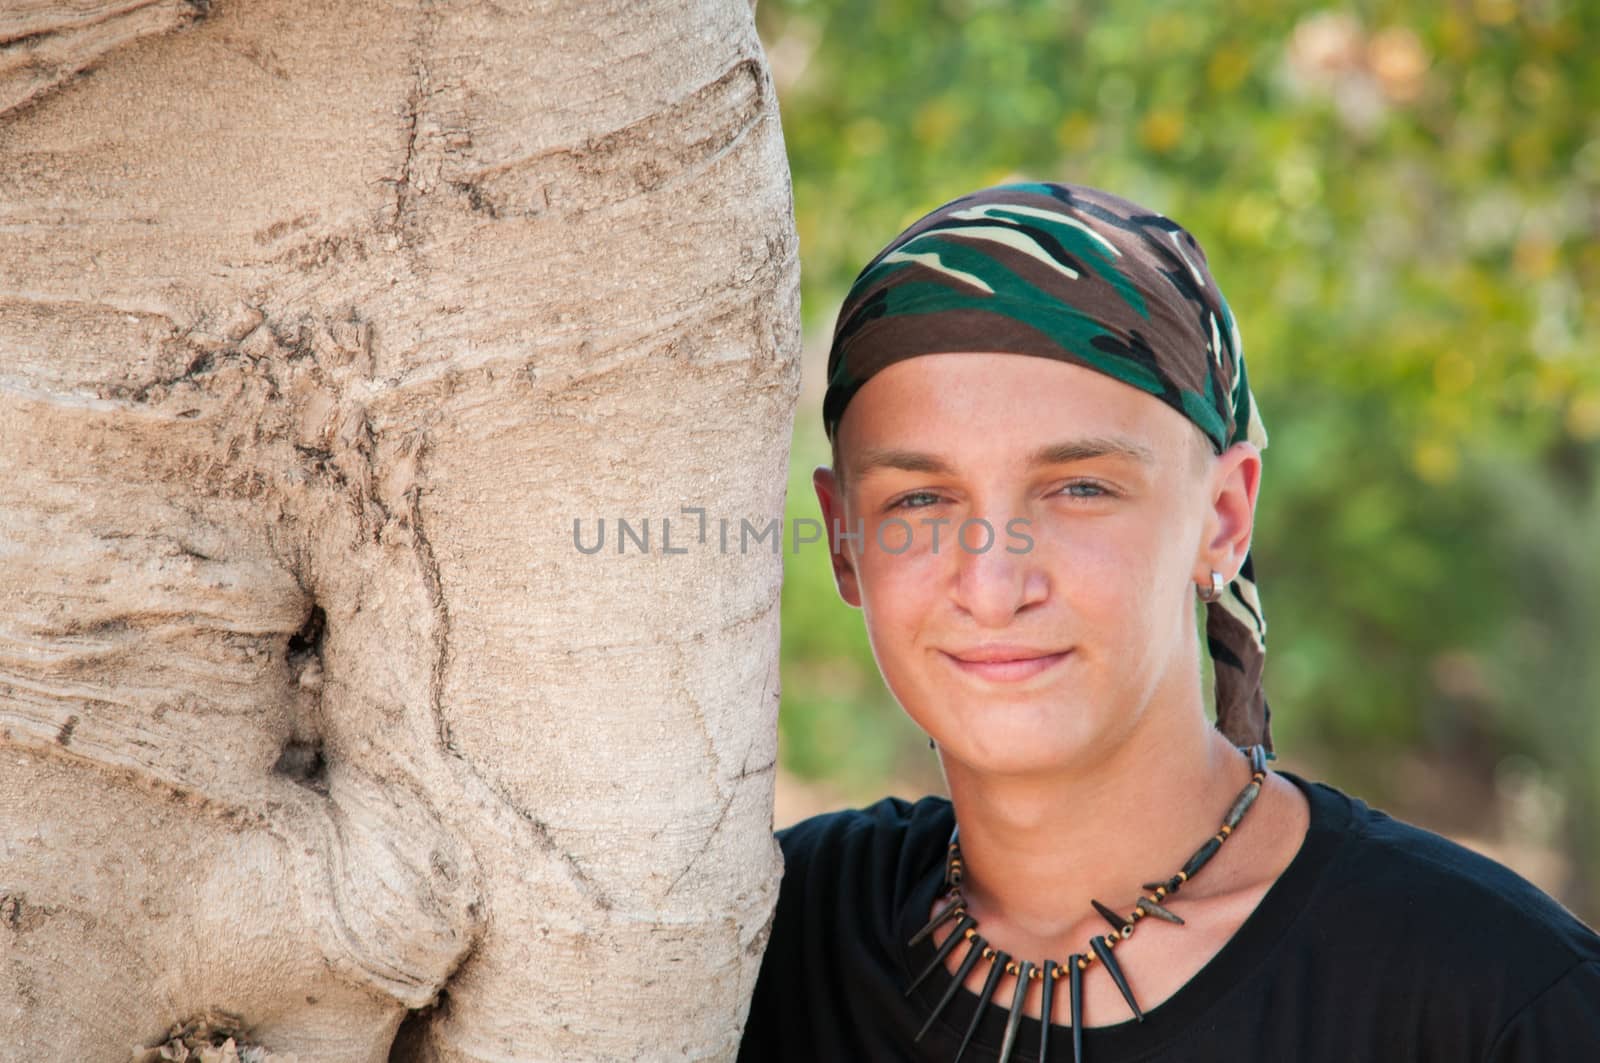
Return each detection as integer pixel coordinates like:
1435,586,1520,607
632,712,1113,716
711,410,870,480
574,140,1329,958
1204,549,1272,755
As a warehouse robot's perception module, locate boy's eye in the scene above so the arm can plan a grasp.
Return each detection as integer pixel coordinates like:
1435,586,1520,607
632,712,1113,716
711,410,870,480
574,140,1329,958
889,490,945,510
1058,481,1109,499
887,482,1110,510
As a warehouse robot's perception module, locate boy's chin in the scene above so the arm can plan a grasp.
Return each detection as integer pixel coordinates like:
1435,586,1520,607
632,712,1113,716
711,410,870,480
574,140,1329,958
940,731,1091,778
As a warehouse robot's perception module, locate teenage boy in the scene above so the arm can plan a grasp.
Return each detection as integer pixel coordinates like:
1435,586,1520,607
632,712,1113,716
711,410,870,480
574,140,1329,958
738,181,1600,1063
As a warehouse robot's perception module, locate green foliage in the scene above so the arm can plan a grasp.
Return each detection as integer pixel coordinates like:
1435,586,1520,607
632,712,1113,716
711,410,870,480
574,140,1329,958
1468,438,1600,915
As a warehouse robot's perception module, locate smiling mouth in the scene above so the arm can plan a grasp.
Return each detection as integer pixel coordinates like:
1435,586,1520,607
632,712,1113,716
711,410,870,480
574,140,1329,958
940,649,1071,683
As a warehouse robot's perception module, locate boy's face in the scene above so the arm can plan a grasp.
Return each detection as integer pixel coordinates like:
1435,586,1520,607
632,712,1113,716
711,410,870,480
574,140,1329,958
814,352,1259,776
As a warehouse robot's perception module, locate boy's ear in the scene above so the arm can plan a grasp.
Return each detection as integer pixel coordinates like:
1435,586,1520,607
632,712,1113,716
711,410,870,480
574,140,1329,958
812,465,863,608
1197,441,1261,580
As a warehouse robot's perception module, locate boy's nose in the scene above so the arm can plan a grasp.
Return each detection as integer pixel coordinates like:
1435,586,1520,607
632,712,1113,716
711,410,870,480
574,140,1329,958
950,517,1048,627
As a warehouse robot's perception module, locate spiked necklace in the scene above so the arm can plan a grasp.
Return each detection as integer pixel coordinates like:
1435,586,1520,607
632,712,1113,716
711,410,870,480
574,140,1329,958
903,743,1270,1063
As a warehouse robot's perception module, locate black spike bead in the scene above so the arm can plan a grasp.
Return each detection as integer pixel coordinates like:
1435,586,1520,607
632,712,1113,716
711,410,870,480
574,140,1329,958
1069,954,1085,1063
954,948,1010,1063
906,914,976,996
996,960,1035,1063
914,931,987,1042
908,891,965,948
1135,896,1185,925
1039,960,1056,1063
1090,898,1132,934
1090,935,1145,1023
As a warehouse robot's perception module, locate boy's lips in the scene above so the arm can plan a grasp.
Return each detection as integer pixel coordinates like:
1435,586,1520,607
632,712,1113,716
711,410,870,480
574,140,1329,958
940,646,1072,683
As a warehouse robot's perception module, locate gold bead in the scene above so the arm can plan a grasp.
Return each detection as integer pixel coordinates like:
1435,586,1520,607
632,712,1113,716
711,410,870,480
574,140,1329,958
1177,871,1189,882
1154,887,1167,898
964,927,977,940
1006,961,1018,975
1077,956,1090,970
1219,824,1232,836
982,946,995,960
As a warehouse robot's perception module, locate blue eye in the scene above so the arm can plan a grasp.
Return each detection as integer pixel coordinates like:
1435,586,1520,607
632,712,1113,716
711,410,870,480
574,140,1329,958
889,482,1110,511
890,491,945,510
1060,481,1109,499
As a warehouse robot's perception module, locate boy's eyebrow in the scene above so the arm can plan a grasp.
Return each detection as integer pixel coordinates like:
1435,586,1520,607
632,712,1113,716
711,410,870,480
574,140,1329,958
852,435,1158,479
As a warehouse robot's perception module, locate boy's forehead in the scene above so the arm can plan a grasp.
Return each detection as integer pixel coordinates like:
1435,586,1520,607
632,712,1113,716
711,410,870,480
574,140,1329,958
846,434,1162,483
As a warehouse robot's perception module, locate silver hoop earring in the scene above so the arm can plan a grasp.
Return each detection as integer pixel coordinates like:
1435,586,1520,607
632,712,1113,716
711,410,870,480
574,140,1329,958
1197,569,1225,603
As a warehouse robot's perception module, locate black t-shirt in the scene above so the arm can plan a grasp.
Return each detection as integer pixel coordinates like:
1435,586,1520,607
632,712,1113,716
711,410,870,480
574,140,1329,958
738,768,1600,1062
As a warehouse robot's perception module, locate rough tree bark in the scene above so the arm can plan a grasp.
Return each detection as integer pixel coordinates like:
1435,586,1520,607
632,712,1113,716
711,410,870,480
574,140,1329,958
0,1,798,1059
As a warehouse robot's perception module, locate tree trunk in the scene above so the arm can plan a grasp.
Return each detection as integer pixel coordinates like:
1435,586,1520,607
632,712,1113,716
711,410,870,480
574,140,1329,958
0,1,798,1059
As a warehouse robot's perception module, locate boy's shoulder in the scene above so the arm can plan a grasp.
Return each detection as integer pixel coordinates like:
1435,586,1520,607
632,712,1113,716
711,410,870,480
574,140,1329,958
1302,770,1600,962
1287,770,1600,1054
775,791,947,846
773,791,952,889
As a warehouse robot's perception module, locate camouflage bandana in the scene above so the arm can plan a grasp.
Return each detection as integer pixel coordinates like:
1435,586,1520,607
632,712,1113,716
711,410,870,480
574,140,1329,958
822,179,1274,755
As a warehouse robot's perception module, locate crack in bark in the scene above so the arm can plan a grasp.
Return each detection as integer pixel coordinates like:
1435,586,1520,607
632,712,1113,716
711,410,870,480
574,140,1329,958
122,348,216,403
662,637,780,898
389,80,423,233
0,0,209,124
3,738,276,831
450,54,770,220
520,811,615,912
378,1,442,240
403,454,617,912
402,446,454,752
662,787,737,898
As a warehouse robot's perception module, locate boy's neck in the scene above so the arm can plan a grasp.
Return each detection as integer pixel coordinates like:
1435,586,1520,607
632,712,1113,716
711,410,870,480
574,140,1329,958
939,702,1261,946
